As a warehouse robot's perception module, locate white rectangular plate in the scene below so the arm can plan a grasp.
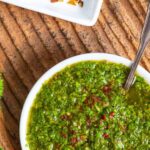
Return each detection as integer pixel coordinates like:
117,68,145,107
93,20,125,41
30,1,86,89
1,0,103,26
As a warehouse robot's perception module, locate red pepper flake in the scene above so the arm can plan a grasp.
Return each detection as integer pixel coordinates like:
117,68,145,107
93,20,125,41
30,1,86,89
61,132,67,138
60,114,71,120
103,133,109,139
92,95,101,103
100,114,106,125
102,85,112,95
84,95,101,108
101,114,106,120
79,106,83,111
109,112,115,119
84,97,93,108
70,137,78,145
84,97,89,105
86,117,91,127
69,130,76,135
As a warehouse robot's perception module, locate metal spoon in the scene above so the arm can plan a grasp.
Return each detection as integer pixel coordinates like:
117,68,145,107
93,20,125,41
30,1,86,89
124,2,150,90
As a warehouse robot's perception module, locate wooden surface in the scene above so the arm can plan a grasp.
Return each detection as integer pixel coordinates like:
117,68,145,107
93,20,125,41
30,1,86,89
0,0,149,149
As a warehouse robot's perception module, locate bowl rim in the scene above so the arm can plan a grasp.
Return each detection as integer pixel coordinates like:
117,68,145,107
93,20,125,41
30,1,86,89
20,53,150,150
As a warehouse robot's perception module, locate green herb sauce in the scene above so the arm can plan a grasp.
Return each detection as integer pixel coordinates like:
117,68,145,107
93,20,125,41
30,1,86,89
0,75,3,98
27,61,150,150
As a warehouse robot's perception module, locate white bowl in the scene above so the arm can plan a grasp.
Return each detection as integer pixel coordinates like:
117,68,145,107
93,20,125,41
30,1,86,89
2,0,103,26
20,53,150,150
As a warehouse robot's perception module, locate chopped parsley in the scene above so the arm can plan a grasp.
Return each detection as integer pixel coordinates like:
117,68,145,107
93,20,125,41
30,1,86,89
0,75,3,98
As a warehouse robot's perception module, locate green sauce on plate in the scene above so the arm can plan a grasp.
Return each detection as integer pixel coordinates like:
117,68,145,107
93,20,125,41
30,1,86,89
27,61,150,150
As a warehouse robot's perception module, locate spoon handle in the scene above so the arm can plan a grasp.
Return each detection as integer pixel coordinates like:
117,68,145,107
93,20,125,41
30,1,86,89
124,3,150,90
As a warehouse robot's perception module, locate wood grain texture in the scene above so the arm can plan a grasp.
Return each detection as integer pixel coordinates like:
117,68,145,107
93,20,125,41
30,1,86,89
0,0,149,149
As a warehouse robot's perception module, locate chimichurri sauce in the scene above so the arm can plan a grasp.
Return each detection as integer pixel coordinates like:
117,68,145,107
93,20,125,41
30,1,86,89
27,61,150,150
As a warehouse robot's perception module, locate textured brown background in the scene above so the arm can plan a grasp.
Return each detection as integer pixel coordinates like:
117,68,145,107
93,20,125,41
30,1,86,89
0,0,149,149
